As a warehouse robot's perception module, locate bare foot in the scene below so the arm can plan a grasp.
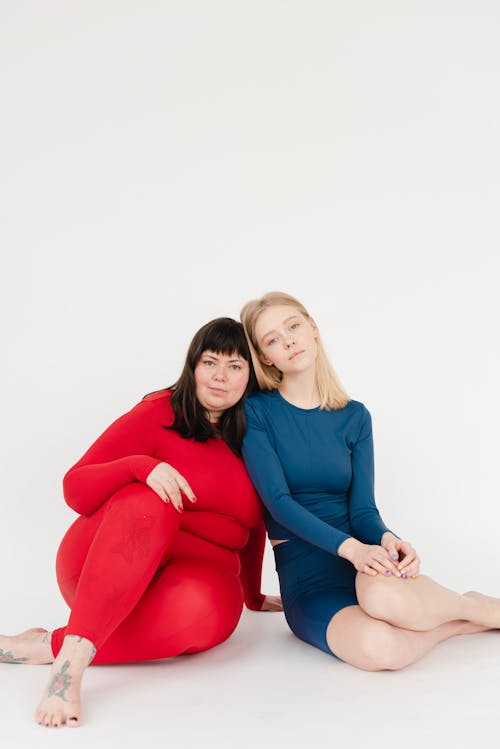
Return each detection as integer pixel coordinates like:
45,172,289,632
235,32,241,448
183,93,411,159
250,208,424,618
35,635,95,728
463,591,500,629
0,628,53,664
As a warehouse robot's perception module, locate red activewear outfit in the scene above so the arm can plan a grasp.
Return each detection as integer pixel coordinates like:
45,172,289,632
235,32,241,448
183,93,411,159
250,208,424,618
51,390,265,664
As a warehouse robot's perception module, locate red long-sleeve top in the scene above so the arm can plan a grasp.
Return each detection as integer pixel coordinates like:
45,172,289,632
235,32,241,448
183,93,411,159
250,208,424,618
63,390,266,610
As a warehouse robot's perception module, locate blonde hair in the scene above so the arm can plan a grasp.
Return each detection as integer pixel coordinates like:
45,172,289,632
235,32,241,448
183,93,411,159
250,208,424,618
240,291,349,410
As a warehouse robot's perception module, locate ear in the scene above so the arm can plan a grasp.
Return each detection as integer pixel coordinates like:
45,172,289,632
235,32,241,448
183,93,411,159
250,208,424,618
258,351,273,367
308,316,319,339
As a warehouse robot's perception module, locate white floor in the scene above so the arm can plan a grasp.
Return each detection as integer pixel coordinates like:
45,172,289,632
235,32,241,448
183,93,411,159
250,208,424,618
1,596,499,749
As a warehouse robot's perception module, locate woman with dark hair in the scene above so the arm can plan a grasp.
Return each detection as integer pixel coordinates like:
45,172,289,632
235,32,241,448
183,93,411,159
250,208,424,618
0,317,281,728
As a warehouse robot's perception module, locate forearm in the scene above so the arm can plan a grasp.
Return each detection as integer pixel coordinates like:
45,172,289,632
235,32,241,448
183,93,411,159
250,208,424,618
63,455,161,515
239,522,266,611
349,508,393,545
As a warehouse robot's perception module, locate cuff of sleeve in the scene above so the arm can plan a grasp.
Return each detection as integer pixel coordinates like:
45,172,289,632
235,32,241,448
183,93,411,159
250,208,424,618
245,593,266,611
129,455,163,483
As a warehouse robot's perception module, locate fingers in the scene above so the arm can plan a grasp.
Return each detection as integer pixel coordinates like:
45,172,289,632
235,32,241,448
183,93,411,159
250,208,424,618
373,548,401,576
260,595,284,611
399,557,421,579
152,478,184,511
175,475,197,504
146,464,197,512
360,547,402,577
397,544,419,578
386,542,400,563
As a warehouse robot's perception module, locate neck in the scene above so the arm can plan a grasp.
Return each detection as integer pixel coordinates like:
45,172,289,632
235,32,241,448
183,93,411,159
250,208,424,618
279,368,320,409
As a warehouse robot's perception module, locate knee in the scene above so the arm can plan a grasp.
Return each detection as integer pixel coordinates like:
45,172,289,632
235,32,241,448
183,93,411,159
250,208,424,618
103,484,181,555
356,625,407,671
158,561,243,649
106,484,179,528
356,574,419,624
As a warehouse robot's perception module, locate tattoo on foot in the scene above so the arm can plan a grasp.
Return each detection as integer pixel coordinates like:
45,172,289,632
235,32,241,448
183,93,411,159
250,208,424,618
88,646,96,665
0,648,28,664
47,660,72,701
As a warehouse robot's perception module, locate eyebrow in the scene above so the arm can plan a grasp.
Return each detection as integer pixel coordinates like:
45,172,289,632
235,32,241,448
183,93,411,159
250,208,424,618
260,315,300,343
203,352,245,363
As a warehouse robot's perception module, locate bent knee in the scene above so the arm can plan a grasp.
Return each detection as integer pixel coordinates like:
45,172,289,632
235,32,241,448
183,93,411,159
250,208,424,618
355,625,408,671
158,560,243,646
106,483,179,524
356,574,419,623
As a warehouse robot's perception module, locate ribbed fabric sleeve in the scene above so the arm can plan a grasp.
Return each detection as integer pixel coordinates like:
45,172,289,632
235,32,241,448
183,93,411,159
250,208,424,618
242,399,351,555
63,400,164,516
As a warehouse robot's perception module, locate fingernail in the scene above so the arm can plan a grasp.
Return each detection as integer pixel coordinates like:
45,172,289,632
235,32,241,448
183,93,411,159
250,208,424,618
384,570,391,575
370,570,377,576
391,553,398,560
411,575,417,579
398,564,403,570
402,573,408,579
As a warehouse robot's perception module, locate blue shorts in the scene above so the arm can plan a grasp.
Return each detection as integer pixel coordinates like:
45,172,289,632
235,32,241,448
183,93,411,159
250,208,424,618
273,538,358,656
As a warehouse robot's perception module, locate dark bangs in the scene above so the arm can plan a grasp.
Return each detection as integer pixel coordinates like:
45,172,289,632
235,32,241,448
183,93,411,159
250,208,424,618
197,319,251,361
184,317,254,378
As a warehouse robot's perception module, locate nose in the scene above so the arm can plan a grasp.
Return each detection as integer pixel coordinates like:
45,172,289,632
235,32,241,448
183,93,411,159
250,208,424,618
284,334,295,349
212,365,227,381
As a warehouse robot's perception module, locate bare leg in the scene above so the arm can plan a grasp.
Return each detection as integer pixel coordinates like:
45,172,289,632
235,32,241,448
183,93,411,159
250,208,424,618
34,634,96,728
356,573,500,631
0,629,53,665
326,605,490,671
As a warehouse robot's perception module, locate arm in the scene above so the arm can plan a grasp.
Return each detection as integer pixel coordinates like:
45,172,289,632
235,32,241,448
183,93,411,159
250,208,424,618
63,400,163,516
348,405,395,545
238,520,266,611
242,401,351,556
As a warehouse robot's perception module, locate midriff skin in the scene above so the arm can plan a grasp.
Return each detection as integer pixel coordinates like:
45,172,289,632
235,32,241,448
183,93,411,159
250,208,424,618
271,539,288,547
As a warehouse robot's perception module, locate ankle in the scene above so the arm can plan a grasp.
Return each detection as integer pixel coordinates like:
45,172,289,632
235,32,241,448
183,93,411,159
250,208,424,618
58,635,96,667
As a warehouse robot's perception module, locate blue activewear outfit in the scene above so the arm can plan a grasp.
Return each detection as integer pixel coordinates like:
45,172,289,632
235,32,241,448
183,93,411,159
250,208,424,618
242,390,394,656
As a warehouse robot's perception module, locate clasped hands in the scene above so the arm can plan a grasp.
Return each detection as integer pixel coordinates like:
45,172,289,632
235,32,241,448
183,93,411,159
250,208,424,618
339,532,420,579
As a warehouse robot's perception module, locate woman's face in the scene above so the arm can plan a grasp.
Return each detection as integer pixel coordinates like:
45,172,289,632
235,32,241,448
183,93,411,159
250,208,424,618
254,304,318,376
194,349,250,421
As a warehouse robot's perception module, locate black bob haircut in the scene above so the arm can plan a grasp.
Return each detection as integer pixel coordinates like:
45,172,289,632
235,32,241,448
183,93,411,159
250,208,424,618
163,317,256,455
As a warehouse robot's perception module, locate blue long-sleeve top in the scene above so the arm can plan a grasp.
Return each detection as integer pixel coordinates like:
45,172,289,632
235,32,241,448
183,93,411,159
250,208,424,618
242,390,393,556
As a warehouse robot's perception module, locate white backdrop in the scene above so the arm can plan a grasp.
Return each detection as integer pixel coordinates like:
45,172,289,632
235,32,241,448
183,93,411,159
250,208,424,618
1,1,499,624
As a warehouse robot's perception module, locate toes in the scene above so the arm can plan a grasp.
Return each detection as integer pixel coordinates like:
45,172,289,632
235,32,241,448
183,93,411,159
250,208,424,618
67,714,81,728
51,711,65,728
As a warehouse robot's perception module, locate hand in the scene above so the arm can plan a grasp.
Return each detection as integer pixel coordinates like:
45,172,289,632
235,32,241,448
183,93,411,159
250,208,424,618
146,462,197,513
338,538,401,577
260,595,283,611
381,533,421,579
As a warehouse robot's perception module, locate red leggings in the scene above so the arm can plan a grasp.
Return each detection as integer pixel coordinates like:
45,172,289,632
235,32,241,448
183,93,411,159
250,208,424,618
52,484,244,664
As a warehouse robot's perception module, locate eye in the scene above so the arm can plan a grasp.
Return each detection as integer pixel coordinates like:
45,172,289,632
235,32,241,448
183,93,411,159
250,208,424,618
230,364,242,370
266,337,278,346
202,360,216,366
290,322,300,330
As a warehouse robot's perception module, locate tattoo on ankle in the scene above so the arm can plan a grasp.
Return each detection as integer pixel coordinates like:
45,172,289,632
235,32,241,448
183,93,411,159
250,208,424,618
0,648,28,664
41,632,51,646
88,646,96,665
47,660,72,701
67,635,84,643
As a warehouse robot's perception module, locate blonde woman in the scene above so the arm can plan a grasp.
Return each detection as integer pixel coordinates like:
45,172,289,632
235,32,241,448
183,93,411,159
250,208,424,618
240,291,500,670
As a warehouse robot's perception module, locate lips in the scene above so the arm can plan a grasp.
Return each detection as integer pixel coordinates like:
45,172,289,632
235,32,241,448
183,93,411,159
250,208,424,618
289,350,305,360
